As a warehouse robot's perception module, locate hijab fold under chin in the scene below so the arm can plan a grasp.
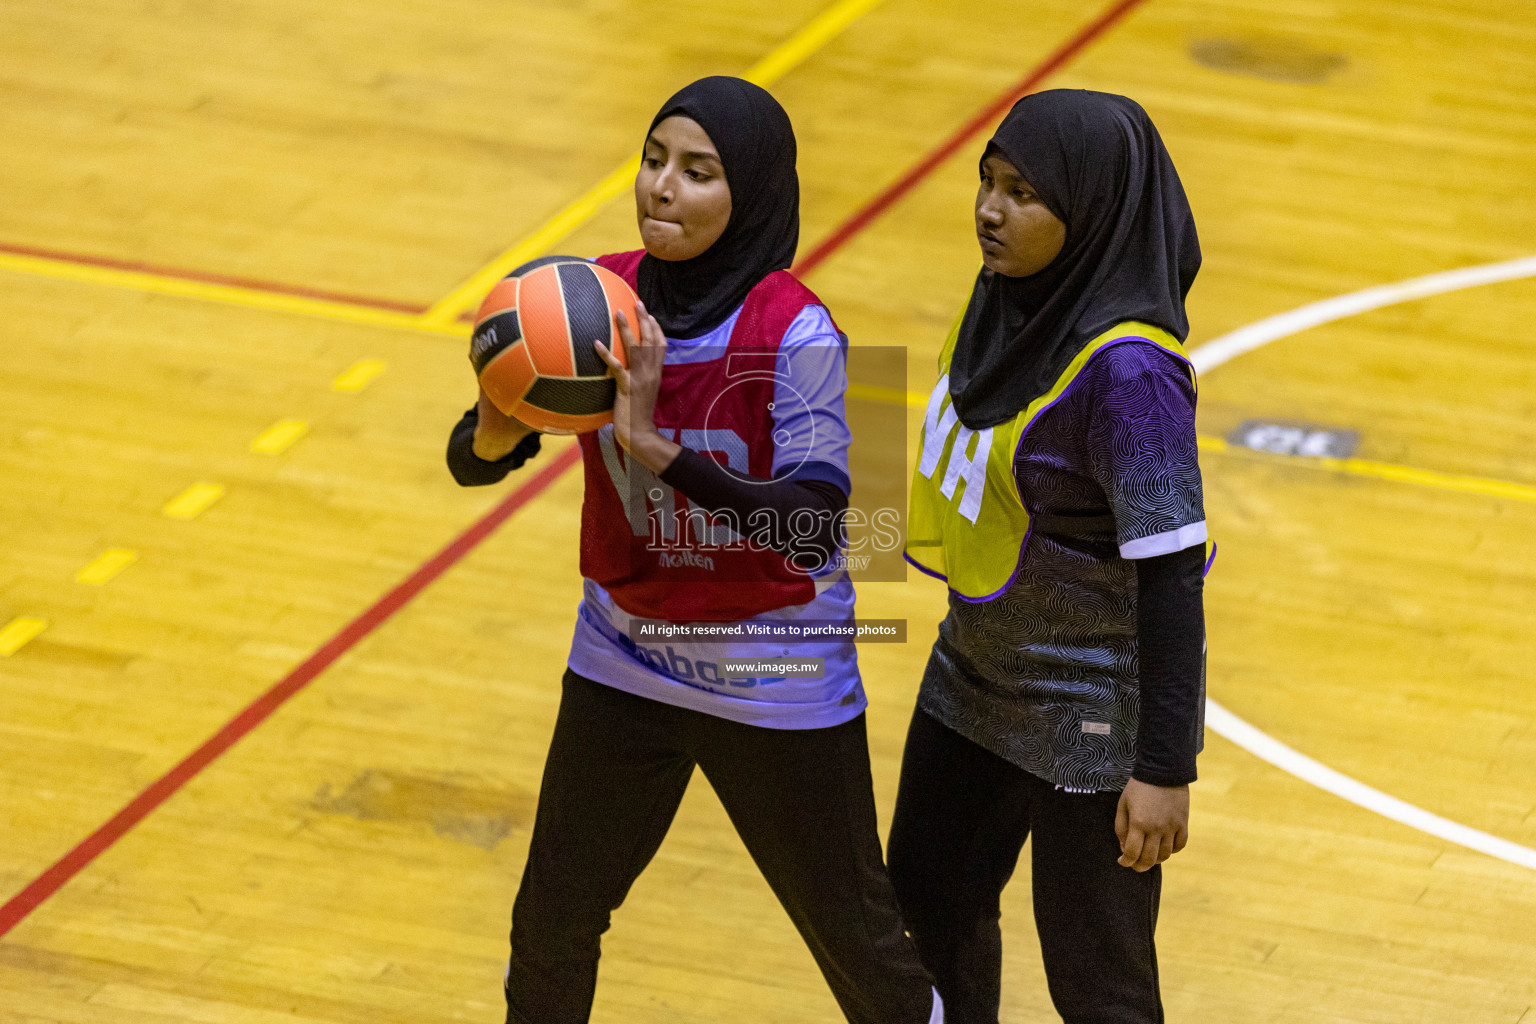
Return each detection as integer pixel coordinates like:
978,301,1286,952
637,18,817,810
636,76,799,339
948,89,1201,430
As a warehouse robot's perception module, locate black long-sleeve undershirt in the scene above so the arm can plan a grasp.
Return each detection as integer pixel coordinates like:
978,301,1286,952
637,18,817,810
1130,543,1206,787
444,407,847,566
659,447,848,572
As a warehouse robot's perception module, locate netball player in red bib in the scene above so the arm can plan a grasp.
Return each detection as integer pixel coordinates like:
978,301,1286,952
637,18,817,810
447,77,940,1024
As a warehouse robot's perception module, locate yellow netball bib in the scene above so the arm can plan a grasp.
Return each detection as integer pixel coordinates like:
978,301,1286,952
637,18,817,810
906,318,1191,600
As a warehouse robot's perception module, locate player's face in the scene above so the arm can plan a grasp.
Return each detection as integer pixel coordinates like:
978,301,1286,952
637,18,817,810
975,152,1066,278
636,116,733,261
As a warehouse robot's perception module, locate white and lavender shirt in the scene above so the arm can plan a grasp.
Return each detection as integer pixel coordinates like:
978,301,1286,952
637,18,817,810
568,302,866,730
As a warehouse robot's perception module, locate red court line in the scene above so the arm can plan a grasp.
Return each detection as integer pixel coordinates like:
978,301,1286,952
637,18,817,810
792,0,1149,277
0,0,1140,939
0,444,581,940
0,240,427,315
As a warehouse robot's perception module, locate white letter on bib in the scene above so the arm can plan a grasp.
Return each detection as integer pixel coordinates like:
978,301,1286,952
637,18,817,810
918,374,958,479
598,424,673,538
939,425,993,523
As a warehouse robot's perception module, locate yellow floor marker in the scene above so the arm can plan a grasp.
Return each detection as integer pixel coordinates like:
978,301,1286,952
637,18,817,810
162,482,226,519
250,419,310,455
75,548,139,585
0,616,47,657
332,359,388,392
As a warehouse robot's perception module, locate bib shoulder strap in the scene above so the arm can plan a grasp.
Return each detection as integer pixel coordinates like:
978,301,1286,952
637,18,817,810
1086,321,1195,392
594,250,645,288
936,315,1190,388
936,304,967,372
728,270,829,351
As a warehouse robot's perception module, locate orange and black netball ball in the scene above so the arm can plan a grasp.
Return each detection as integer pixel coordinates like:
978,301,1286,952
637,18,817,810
470,256,636,435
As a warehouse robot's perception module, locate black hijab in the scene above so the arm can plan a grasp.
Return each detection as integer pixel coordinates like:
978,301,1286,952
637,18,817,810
635,76,800,339
948,89,1201,430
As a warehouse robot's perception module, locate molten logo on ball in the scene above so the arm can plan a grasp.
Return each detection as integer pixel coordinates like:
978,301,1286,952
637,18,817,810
471,256,638,435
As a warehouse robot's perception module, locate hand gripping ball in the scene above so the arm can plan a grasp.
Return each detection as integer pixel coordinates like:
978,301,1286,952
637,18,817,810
469,256,637,435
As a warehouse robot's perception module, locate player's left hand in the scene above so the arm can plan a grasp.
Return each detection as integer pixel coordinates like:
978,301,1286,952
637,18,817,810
596,300,676,471
1115,778,1189,872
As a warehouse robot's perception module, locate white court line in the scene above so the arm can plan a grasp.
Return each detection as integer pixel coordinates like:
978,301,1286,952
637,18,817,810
1205,702,1536,870
1188,255,1536,873
1190,255,1536,375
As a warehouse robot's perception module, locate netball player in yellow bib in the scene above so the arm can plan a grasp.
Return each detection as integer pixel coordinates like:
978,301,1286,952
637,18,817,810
889,90,1208,1023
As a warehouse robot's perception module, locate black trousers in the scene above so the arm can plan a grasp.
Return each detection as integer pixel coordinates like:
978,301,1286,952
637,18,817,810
506,670,935,1024
887,708,1162,1024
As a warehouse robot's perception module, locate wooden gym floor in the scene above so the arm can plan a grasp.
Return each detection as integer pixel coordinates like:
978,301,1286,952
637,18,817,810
2,0,1534,1021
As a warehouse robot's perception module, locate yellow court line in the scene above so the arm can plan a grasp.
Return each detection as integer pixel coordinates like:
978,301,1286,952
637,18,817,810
846,382,918,406
886,385,1536,505
418,0,890,327
0,616,48,657
0,251,463,338
1195,434,1536,504
0,0,885,336
418,154,643,329
75,548,139,585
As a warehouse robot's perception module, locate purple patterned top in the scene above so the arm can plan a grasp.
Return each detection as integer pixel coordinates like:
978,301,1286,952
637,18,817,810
918,340,1206,792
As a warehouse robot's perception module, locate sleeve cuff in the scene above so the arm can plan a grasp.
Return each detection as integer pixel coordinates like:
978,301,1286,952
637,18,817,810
1130,765,1197,787
1120,521,1207,560
486,430,542,467
773,459,851,495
